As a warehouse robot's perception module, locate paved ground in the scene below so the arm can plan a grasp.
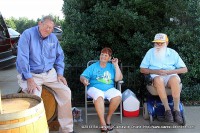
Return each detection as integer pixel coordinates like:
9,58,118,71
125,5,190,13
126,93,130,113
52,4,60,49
0,65,19,94
1,64,200,133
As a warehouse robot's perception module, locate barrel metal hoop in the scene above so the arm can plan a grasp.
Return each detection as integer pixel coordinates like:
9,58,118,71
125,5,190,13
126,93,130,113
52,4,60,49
0,111,46,130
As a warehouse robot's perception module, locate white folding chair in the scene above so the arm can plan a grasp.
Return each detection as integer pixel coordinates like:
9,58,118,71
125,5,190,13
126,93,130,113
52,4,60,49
84,60,123,124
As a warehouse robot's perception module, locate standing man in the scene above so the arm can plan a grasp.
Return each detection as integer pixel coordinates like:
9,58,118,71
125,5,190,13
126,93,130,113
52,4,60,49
16,15,75,133
140,33,188,124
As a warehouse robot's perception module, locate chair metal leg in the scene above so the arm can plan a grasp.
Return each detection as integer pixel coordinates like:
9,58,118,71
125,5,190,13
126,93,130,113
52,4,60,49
85,86,88,124
120,101,123,123
85,102,88,124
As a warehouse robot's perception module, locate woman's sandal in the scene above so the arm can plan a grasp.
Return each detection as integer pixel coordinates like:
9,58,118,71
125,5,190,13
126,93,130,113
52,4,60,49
106,123,114,131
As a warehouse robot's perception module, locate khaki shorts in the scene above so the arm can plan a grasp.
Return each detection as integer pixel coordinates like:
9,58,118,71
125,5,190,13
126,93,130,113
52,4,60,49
150,74,181,86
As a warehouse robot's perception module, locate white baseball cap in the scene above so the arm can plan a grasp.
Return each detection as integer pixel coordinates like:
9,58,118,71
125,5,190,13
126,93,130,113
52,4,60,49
152,33,169,43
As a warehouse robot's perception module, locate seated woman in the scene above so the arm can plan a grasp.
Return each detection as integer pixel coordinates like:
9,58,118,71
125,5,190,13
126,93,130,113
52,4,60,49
80,47,123,133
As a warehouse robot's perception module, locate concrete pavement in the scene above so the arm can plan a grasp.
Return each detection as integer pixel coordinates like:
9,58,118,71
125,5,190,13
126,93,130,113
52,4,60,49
72,106,200,133
0,64,200,133
0,64,19,94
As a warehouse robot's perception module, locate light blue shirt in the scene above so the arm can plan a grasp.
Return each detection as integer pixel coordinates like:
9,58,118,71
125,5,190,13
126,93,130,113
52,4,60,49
16,26,64,80
81,61,115,91
140,48,186,70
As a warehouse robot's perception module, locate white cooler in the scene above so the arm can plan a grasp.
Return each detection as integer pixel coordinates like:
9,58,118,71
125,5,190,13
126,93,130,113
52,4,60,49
122,89,140,117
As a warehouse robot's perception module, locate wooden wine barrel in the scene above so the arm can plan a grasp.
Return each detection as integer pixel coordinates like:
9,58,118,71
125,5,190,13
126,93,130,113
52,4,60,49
41,85,57,123
41,85,60,131
18,85,58,123
0,93,49,133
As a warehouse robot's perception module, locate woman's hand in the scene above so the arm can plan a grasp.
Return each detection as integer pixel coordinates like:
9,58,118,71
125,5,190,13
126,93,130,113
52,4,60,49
111,57,119,67
83,79,90,86
80,76,90,86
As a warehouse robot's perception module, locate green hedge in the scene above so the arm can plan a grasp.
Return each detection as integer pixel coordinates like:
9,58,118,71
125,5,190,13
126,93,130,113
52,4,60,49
181,84,200,105
61,0,200,105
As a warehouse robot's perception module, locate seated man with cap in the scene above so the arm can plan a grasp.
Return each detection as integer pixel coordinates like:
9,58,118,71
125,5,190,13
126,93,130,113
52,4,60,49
140,33,188,124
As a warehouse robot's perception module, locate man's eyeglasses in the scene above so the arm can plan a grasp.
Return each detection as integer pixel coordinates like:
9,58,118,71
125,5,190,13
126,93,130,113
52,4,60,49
42,23,54,31
155,42,165,46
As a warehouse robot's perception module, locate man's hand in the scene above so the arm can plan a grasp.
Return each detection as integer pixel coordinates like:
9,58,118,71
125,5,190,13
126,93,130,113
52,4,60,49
57,74,68,85
27,78,40,94
157,70,169,76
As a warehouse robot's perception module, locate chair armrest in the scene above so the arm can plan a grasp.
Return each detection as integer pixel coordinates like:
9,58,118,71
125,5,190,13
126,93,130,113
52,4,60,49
116,80,124,92
144,74,153,85
117,80,124,84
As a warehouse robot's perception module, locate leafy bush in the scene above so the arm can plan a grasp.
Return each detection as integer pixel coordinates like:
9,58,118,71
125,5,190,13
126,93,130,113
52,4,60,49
60,0,200,105
181,84,200,105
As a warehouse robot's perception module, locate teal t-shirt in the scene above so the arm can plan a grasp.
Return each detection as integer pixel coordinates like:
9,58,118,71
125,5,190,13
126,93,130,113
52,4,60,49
81,61,115,91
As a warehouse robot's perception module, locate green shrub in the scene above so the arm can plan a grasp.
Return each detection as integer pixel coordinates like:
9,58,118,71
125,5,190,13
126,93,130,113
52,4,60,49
181,84,200,105
62,0,200,105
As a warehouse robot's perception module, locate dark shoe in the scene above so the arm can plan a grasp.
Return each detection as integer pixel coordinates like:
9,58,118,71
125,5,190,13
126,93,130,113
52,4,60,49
101,129,108,133
174,110,183,125
106,123,114,131
164,110,174,122
100,125,108,133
